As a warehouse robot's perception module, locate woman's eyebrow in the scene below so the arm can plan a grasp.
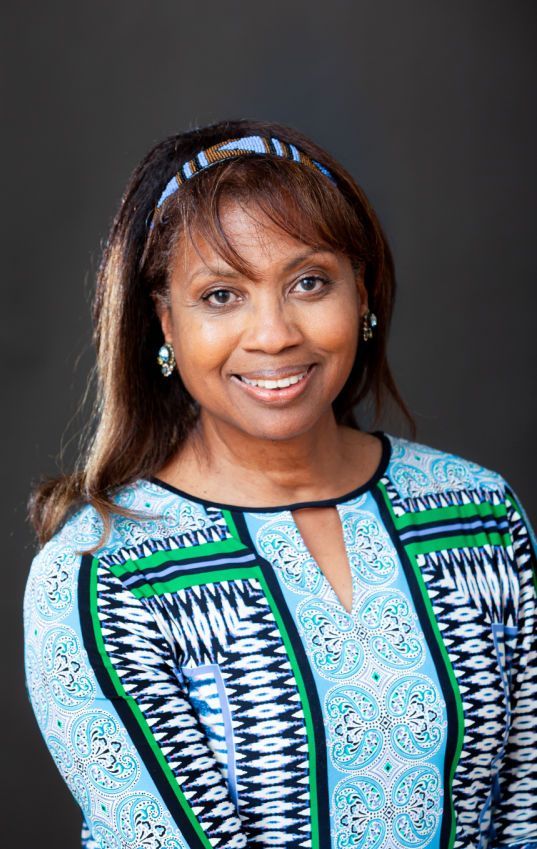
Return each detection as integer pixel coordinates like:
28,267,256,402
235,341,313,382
188,249,336,284
283,249,336,272
189,266,240,282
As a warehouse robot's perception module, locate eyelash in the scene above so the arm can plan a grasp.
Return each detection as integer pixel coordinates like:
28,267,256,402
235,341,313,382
201,275,334,308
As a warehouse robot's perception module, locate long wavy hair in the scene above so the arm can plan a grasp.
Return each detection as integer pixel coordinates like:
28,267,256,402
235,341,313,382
28,117,416,553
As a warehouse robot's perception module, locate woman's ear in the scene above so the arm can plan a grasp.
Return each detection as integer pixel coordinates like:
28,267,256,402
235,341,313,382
353,261,369,317
151,291,172,342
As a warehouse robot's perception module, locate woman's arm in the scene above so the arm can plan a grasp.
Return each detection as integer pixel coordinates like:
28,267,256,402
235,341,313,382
23,535,251,848
488,483,537,849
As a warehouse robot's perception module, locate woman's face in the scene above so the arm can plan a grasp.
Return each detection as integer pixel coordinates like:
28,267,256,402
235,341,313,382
156,199,369,443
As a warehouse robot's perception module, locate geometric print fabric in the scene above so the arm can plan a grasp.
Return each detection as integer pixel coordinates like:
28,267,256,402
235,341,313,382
23,431,537,848
246,500,449,849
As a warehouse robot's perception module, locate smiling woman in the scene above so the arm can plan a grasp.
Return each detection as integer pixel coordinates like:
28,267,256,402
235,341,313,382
154,202,370,471
23,119,537,849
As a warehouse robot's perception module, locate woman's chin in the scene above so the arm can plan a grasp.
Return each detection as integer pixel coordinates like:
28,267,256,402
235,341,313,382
227,407,334,443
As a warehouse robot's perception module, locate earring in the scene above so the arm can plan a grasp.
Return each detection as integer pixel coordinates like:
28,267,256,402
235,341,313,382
157,341,176,377
361,310,377,342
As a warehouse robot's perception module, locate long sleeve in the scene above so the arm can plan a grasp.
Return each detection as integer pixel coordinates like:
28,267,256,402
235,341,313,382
23,531,251,848
488,483,537,849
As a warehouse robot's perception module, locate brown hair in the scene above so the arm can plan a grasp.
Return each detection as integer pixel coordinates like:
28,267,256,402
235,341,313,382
28,118,416,553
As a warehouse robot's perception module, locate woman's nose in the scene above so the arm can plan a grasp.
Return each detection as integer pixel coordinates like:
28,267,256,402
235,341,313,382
242,296,304,352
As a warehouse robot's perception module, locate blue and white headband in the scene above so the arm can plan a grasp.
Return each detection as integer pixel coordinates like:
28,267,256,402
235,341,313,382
147,134,338,231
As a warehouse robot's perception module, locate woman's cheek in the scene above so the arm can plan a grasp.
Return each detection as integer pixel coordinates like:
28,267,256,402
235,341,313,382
177,314,235,370
308,302,359,353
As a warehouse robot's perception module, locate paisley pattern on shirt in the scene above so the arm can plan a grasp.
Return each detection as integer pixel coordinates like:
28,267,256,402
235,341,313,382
23,431,537,849
22,487,209,848
254,503,447,849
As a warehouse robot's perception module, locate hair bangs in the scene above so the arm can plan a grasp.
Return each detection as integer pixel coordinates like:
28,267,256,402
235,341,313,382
165,155,371,283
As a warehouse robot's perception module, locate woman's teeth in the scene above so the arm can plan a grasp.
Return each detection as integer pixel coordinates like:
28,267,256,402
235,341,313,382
240,370,308,389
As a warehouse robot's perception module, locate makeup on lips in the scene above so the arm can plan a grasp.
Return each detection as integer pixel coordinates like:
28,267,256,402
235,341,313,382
230,364,317,403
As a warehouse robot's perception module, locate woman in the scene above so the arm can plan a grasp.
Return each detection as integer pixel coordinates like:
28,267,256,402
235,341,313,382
23,119,536,849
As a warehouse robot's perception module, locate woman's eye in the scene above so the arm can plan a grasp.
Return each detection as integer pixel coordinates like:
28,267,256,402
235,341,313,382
294,275,331,294
201,288,237,307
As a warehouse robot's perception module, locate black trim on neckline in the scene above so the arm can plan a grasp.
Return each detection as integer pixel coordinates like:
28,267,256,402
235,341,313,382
146,430,392,514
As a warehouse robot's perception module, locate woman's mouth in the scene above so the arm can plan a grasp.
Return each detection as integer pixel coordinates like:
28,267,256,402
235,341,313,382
230,364,316,403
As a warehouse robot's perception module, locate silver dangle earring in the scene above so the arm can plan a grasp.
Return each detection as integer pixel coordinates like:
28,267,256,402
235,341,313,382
157,341,176,377
361,309,378,342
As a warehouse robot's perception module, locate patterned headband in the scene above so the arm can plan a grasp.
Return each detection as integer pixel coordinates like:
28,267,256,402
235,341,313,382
147,134,338,231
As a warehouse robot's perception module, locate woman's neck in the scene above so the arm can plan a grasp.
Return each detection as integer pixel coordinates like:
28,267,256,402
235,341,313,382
155,411,382,507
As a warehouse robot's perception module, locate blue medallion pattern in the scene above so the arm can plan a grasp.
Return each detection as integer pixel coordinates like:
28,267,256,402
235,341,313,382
23,432,537,848
253,499,446,849
23,486,203,848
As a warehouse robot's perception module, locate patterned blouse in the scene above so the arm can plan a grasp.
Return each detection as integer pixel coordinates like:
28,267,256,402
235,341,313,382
23,431,537,849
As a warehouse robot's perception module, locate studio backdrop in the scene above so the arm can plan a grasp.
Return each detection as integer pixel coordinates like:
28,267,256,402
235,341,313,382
2,3,535,848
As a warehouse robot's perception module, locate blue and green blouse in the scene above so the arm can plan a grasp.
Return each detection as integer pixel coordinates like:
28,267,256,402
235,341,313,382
23,431,537,848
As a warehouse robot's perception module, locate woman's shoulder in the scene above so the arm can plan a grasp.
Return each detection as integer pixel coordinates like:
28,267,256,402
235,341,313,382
383,431,509,501
22,476,213,635
25,475,222,577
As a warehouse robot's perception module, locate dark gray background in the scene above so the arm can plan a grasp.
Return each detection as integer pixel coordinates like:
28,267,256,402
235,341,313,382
3,2,536,846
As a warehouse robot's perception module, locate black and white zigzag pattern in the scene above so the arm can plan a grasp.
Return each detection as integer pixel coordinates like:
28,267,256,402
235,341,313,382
417,543,516,847
484,495,537,848
96,565,247,848
98,565,313,846
388,479,537,849
153,576,313,847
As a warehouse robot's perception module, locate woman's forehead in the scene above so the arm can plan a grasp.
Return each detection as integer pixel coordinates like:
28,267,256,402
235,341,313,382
175,240,343,285
171,200,341,281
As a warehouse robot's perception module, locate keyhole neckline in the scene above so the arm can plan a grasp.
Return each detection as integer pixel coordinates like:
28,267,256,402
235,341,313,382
289,502,357,615
147,429,391,514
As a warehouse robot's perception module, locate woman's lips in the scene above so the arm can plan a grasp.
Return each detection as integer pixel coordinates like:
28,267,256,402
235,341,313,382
230,364,316,403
